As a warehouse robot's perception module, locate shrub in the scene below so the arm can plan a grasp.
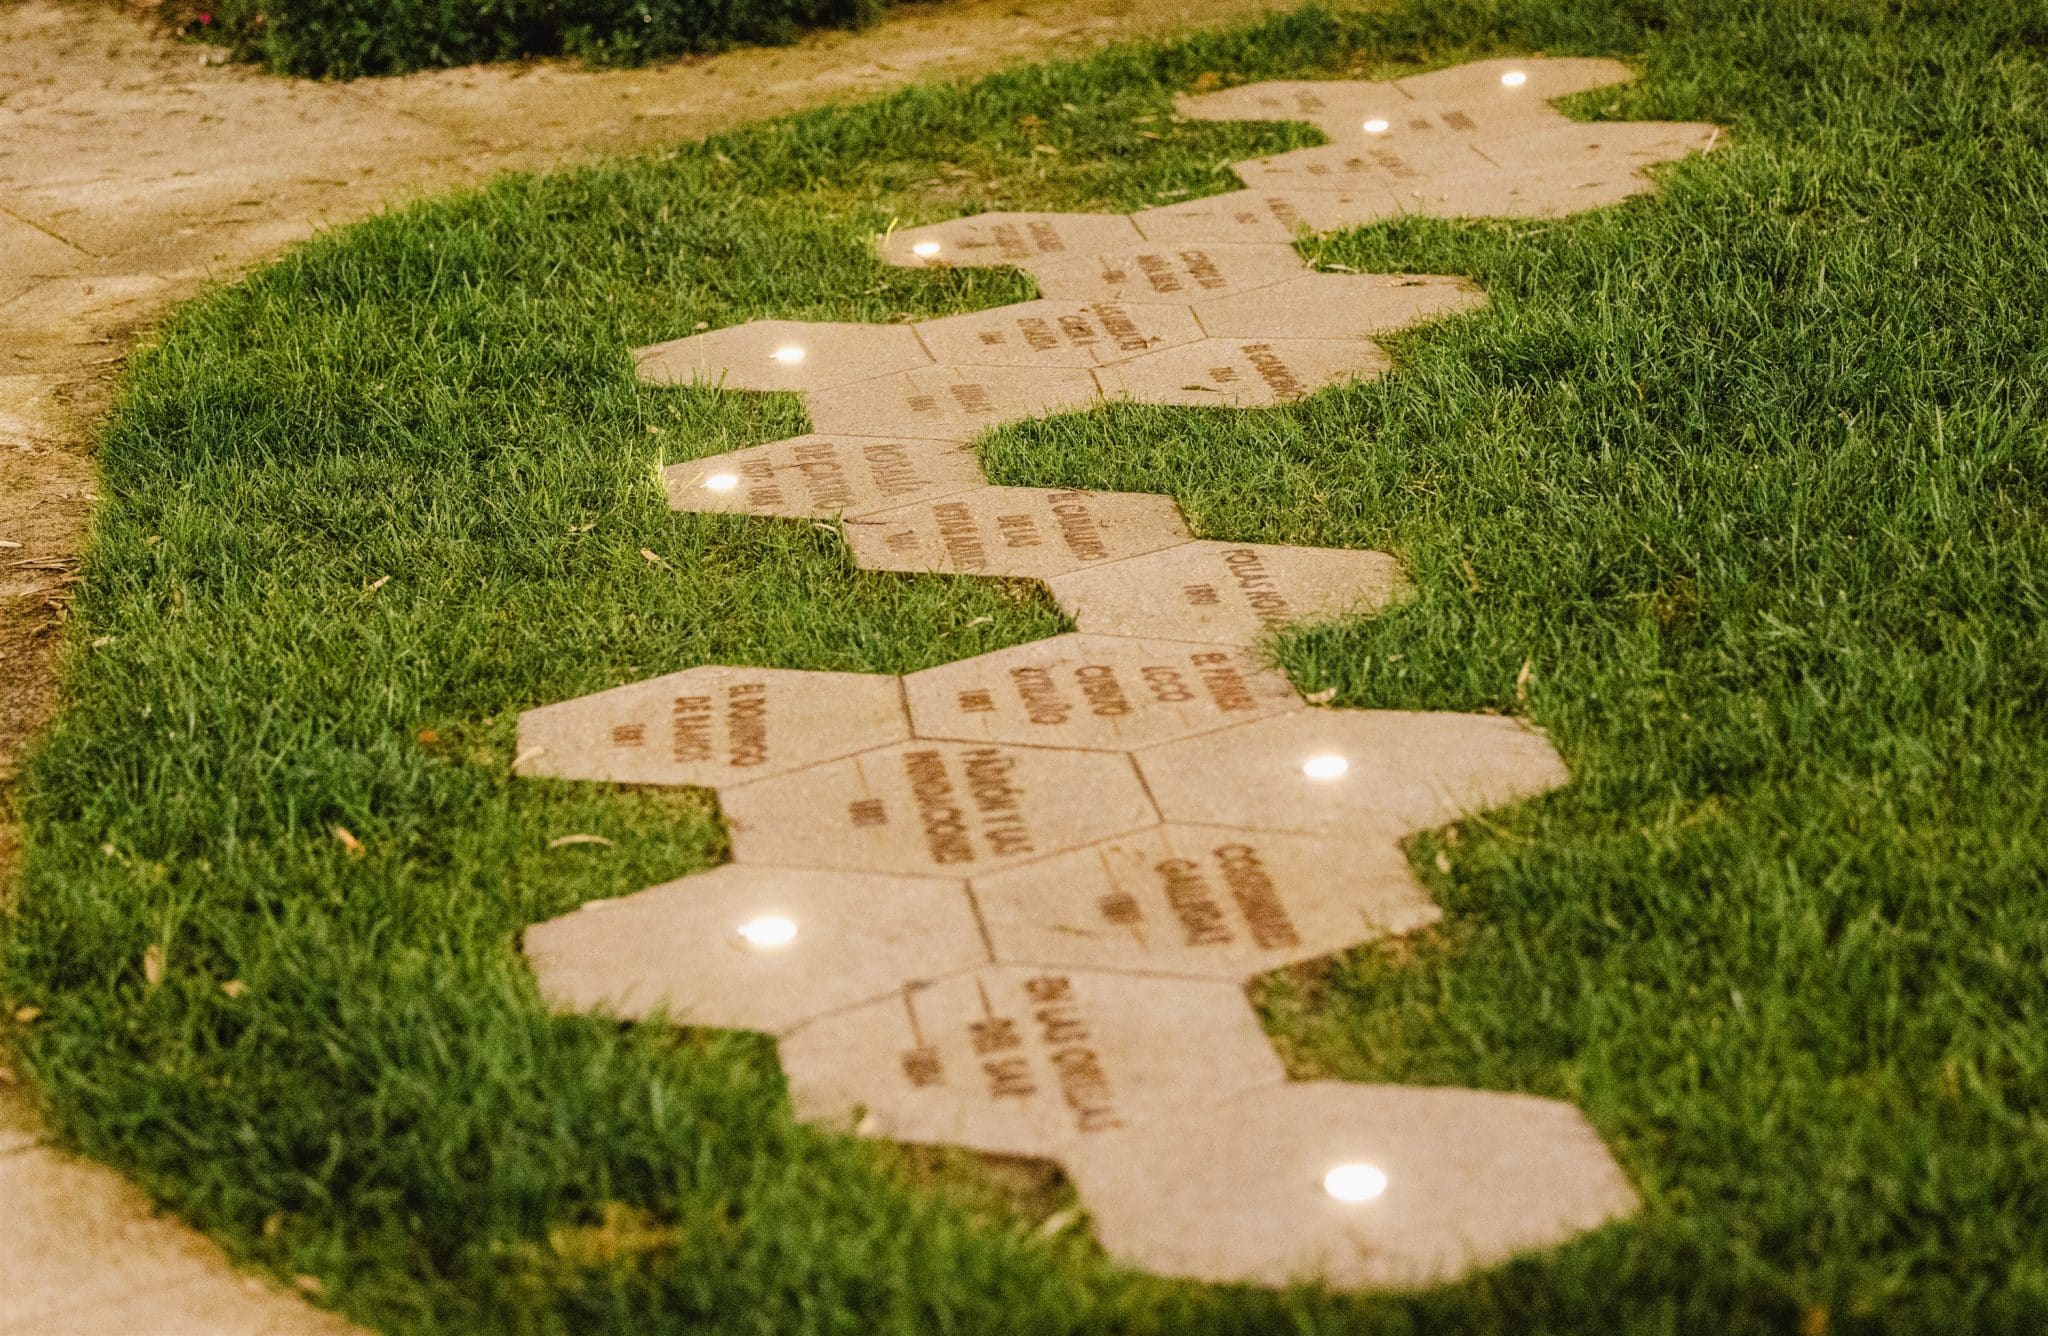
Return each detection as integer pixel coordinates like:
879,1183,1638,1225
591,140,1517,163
177,0,892,78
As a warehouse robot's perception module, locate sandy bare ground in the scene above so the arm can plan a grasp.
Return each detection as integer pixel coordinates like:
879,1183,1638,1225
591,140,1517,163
0,0,1284,1328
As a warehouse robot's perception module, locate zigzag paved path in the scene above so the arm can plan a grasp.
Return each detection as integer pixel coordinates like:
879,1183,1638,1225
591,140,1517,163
517,55,1720,1289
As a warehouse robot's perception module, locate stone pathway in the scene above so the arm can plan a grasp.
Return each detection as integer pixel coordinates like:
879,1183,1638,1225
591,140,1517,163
517,58,1720,1289
0,1,1295,1329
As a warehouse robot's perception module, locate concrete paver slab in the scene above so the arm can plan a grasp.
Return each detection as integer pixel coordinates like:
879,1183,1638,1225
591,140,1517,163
1230,139,1499,194
904,634,1300,750
1029,242,1308,305
722,740,1159,877
973,825,1438,977
879,211,1146,270
514,665,911,788
1173,80,1410,140
804,363,1102,440
1475,119,1722,173
1096,336,1391,408
778,965,1281,1156
634,319,930,392
1136,710,1570,840
1395,168,1656,220
1192,273,1483,340
1395,56,1636,107
914,299,1202,367
1064,1082,1639,1288
1046,540,1405,645
662,433,986,519
1130,192,1323,244
844,486,1190,579
523,864,987,1031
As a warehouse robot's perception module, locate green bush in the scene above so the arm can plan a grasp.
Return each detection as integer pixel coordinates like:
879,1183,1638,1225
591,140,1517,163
183,0,891,78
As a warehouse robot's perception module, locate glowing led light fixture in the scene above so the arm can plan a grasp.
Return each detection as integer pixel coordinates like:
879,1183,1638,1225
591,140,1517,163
770,345,808,365
912,241,943,257
703,472,741,492
1363,118,1390,134
736,915,798,949
1323,1163,1388,1202
1302,753,1350,780
1500,70,1529,87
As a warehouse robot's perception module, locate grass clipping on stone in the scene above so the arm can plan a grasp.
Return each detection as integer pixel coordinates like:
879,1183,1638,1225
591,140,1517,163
8,1,2048,1331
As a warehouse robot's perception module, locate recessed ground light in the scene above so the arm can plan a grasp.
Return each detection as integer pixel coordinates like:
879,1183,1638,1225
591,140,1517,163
1302,753,1350,780
1500,70,1529,87
703,473,741,492
1324,1163,1389,1202
1363,118,1390,134
736,915,798,948
771,345,807,364
912,241,943,257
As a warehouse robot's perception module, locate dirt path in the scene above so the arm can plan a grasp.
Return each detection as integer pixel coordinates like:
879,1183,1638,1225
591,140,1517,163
0,0,1284,1328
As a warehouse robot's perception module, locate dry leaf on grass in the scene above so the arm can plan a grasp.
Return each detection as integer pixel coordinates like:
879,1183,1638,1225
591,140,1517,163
332,826,364,857
143,944,165,987
548,834,615,849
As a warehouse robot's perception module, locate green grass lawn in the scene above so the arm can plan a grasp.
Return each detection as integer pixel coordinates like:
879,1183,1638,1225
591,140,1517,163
8,0,2048,1330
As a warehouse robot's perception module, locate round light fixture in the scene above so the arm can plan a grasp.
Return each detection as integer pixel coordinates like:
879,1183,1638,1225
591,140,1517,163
703,472,741,492
1363,118,1390,134
1324,1163,1388,1202
912,241,943,258
1302,753,1350,780
736,915,798,949
1501,70,1529,87
770,345,807,364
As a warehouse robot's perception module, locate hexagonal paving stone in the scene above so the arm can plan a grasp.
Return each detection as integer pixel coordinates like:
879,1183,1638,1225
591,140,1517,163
1394,168,1655,221
972,825,1438,979
523,864,987,1032
1063,1082,1639,1289
514,665,909,789
1029,242,1308,306
1230,140,1500,195
1130,192,1326,245
879,212,1146,270
1396,55,1635,109
904,635,1301,751
1045,541,1405,646
1193,273,1483,341
1134,710,1569,841
804,364,1102,440
721,739,1157,878
843,486,1190,580
914,299,1202,368
1097,337,1391,409
1173,79,1411,140
663,433,986,520
634,319,929,392
1475,120,1721,175
778,965,1282,1157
